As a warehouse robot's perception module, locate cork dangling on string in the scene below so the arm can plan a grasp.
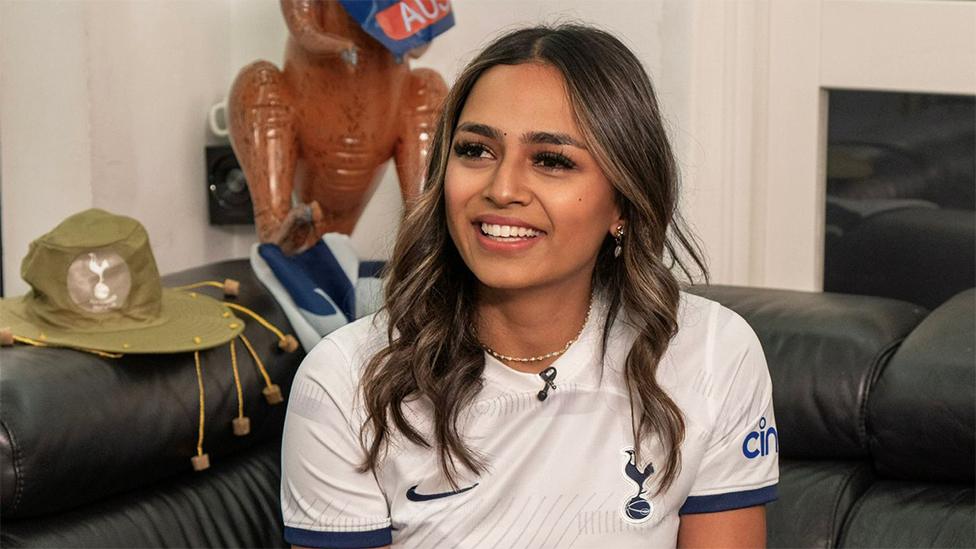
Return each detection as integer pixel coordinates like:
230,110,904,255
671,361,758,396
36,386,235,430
191,454,210,471
191,350,211,471
227,301,298,405
223,301,299,355
228,338,251,436
279,335,299,353
263,385,285,405
239,333,285,405
233,417,251,436
222,279,240,296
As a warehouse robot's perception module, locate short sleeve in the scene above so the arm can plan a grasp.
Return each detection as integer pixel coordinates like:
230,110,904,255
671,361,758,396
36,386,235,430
281,339,392,548
679,304,779,514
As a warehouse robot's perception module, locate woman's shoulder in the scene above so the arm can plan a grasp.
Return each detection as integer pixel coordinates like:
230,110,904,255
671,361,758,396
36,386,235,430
663,291,772,428
646,290,768,399
676,290,762,355
611,290,763,382
611,289,757,353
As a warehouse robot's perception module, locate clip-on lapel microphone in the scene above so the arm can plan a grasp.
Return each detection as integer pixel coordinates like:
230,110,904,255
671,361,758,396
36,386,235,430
537,366,558,401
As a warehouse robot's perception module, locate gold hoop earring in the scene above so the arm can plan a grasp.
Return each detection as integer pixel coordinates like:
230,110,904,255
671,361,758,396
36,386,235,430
613,224,624,258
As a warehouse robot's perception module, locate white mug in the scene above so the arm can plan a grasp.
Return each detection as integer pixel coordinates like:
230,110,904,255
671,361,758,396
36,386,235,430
209,99,229,138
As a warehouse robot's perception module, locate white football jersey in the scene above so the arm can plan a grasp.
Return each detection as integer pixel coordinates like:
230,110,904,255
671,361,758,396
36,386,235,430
281,291,779,548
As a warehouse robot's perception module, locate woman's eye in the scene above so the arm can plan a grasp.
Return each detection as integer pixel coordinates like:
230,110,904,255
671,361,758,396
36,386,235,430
534,151,577,171
453,142,493,160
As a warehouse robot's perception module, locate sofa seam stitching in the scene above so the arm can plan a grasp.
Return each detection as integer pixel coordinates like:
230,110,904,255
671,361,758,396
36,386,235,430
828,464,869,548
0,418,24,513
836,479,876,546
827,468,854,547
858,338,905,450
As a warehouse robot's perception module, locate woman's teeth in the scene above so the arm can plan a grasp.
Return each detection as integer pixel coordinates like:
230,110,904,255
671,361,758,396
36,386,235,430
480,223,540,239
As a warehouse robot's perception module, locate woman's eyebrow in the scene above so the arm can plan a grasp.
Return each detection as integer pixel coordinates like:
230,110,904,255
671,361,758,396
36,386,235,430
455,122,586,150
456,122,500,140
522,131,587,150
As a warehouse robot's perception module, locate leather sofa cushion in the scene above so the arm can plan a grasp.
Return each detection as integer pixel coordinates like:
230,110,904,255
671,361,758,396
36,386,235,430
838,481,976,548
688,285,927,459
0,441,286,548
869,288,975,482
0,260,304,519
824,207,975,310
767,460,874,549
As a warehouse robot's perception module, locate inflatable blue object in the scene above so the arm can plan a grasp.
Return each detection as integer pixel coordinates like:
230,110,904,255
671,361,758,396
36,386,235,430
339,0,455,60
250,234,385,351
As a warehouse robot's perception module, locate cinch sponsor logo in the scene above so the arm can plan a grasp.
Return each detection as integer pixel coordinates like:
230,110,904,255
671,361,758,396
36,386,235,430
377,0,451,40
741,417,778,459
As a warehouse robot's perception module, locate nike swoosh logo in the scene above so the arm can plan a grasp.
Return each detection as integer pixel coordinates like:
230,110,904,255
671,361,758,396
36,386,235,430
406,483,479,502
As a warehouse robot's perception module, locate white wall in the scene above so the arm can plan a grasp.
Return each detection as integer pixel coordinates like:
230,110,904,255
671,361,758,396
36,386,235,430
1,0,695,296
85,0,259,281
1,1,95,294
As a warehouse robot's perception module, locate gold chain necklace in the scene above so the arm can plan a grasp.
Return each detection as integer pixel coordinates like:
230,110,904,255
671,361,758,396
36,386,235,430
481,299,593,363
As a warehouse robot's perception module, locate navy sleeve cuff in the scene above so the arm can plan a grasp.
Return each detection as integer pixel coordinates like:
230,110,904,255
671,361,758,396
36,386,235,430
283,525,392,548
678,484,778,515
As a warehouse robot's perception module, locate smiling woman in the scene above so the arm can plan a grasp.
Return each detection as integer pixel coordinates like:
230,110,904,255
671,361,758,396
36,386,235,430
281,24,778,549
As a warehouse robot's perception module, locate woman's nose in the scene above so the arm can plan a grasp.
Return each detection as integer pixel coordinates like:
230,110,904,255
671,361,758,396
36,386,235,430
482,156,531,207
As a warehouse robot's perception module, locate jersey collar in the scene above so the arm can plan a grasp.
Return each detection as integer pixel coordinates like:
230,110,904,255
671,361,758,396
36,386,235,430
481,293,609,393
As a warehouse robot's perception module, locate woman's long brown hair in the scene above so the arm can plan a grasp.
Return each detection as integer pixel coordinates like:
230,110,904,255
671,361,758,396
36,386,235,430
359,24,708,495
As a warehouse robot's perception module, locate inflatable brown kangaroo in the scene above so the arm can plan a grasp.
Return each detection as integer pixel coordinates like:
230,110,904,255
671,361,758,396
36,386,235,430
228,0,448,254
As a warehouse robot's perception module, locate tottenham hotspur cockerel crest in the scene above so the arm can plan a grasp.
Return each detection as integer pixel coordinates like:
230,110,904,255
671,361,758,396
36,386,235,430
620,448,655,523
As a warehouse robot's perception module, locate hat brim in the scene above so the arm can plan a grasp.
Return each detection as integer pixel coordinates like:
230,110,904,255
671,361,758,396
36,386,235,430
1,289,244,354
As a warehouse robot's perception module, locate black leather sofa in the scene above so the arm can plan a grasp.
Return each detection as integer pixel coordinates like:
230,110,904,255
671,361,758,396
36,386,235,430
689,285,974,548
2,259,974,548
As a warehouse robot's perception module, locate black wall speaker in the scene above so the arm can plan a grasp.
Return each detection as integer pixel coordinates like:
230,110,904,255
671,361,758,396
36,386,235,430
206,145,254,225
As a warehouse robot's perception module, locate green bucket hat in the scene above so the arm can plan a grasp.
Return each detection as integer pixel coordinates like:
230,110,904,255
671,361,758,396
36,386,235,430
0,209,244,353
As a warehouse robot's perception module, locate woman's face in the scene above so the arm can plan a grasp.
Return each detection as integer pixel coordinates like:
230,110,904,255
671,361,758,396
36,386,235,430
445,62,622,293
